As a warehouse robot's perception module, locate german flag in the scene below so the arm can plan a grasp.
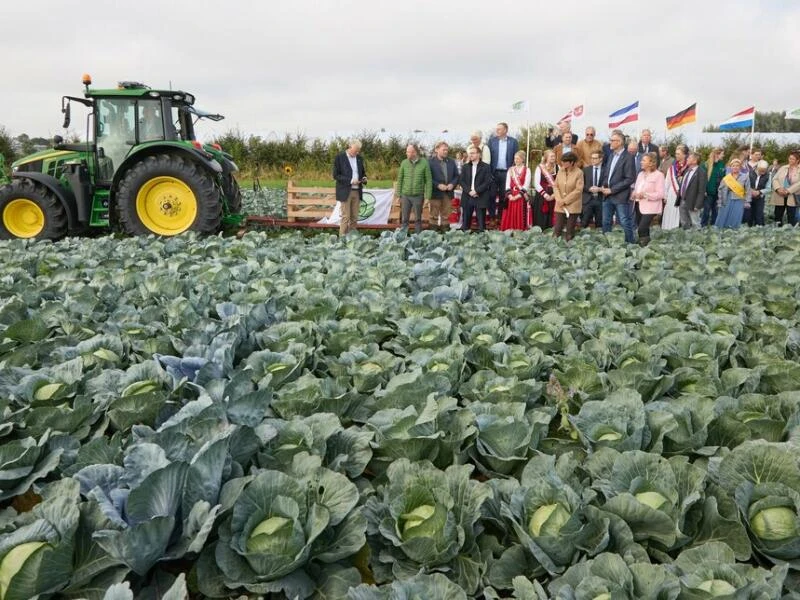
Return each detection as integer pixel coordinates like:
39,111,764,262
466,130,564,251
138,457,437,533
666,103,697,130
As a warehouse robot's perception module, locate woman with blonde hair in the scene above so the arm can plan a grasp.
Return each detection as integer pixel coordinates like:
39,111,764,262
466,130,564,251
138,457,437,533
715,157,751,229
531,149,558,229
500,150,530,231
632,152,665,246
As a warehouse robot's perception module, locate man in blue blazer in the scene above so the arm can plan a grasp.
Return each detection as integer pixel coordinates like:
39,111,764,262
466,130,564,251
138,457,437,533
487,122,519,224
600,130,637,244
332,139,367,236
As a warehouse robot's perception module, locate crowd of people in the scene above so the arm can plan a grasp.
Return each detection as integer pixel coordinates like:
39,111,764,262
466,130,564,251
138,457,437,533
332,122,800,243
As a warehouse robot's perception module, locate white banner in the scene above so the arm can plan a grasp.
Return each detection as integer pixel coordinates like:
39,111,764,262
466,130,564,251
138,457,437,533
318,188,395,225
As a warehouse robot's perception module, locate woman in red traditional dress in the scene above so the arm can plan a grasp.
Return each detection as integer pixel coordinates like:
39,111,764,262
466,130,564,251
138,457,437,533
532,150,558,230
500,151,530,231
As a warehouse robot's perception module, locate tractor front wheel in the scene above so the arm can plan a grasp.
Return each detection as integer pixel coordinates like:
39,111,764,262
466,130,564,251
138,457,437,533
116,154,222,236
0,179,67,240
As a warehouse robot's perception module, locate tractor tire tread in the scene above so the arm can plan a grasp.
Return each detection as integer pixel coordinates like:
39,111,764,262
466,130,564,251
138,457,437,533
116,153,222,236
0,179,68,240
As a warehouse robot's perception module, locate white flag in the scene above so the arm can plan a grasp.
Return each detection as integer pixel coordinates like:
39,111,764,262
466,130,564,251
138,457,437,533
511,100,528,112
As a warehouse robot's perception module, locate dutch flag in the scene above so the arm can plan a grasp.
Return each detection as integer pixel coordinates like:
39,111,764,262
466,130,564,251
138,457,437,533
719,106,755,131
608,101,639,129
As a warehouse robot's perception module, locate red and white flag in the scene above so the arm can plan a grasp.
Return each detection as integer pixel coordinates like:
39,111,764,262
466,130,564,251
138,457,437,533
559,104,585,123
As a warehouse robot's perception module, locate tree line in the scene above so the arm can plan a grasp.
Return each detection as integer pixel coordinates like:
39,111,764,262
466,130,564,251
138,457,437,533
1,121,798,181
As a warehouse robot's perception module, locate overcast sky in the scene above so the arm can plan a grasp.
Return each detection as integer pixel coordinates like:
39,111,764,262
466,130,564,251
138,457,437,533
2,0,798,144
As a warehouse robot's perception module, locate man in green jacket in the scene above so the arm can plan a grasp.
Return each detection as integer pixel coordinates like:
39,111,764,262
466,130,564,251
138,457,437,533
396,144,432,233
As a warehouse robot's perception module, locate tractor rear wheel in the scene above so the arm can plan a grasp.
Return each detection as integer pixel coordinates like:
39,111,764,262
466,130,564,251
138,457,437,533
116,154,222,236
0,179,67,240
222,174,242,214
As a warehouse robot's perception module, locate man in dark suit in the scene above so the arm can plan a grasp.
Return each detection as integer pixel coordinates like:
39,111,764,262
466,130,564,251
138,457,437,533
746,160,769,226
332,138,367,236
600,130,637,243
459,144,493,232
429,141,460,232
487,122,519,224
581,150,604,228
637,129,659,167
678,151,708,229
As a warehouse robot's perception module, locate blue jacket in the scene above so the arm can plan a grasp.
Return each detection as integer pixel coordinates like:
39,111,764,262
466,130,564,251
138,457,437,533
429,156,460,199
488,136,520,171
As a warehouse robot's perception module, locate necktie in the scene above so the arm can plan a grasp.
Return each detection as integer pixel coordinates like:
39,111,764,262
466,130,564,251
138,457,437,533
593,167,598,187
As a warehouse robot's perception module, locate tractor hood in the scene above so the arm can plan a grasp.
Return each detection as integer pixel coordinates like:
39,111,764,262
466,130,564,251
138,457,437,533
12,148,76,171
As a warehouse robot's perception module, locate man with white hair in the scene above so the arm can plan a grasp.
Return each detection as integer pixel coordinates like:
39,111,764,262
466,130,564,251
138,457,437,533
332,138,367,236
546,120,578,148
637,129,659,167
468,130,491,164
746,159,770,226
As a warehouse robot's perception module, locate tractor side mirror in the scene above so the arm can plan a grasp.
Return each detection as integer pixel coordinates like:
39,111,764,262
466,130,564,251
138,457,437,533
62,101,71,129
53,135,64,147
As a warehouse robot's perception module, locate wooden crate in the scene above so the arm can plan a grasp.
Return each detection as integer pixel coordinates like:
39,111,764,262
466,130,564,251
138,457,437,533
286,181,431,225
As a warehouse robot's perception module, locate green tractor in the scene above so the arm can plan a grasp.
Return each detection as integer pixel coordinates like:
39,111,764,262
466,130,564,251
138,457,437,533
0,75,242,239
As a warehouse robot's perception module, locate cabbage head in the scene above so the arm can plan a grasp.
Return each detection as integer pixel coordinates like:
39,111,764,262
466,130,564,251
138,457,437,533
198,454,365,598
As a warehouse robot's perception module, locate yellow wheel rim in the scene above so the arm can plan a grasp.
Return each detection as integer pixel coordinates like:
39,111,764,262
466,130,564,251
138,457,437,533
135,176,197,235
3,199,45,238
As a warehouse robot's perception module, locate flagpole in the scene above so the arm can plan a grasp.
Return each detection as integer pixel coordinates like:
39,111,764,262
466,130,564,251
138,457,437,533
749,106,756,155
526,102,531,169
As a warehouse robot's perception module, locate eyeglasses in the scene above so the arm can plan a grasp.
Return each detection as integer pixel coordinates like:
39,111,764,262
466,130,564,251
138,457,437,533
585,133,595,137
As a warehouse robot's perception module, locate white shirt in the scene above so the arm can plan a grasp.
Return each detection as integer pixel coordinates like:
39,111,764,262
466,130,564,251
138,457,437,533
347,153,359,187
496,138,508,170
470,161,479,193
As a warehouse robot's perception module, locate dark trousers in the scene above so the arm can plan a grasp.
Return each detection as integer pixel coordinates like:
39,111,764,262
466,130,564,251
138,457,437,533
553,212,578,241
491,169,507,219
638,213,656,243
744,194,765,226
701,194,717,227
461,196,486,232
581,196,603,228
775,203,797,226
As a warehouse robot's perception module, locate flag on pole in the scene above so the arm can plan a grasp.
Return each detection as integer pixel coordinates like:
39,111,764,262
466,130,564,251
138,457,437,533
511,100,529,112
785,107,800,120
608,101,639,129
719,106,755,131
558,104,585,123
666,103,697,130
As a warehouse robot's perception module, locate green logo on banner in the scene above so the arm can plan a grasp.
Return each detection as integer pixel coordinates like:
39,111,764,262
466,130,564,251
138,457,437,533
358,192,376,221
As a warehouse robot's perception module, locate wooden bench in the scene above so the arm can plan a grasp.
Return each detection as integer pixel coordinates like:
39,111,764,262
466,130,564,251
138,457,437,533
286,181,430,225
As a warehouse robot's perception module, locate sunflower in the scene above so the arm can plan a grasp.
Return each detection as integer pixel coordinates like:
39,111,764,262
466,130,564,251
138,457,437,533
282,164,295,177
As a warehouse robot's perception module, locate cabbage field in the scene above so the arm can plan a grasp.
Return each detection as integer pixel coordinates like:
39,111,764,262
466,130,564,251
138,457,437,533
2,227,800,599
